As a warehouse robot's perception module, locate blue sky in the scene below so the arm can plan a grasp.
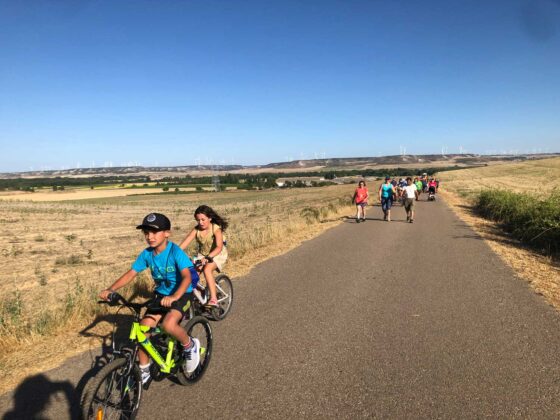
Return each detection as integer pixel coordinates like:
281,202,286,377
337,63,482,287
1,0,559,172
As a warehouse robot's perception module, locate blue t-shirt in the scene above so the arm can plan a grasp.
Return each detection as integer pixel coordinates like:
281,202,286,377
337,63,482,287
132,241,198,296
381,184,393,198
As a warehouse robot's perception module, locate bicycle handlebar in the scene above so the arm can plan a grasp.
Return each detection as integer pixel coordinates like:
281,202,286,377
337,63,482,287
97,293,165,314
193,257,212,268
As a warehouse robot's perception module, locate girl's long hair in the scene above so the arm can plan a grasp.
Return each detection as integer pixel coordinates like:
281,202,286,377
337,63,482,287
194,205,228,231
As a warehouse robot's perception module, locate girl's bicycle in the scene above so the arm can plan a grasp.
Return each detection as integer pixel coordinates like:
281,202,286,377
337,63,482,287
81,292,212,420
192,261,233,321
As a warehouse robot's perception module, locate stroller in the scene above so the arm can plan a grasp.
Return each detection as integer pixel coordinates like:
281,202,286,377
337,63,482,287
428,185,436,201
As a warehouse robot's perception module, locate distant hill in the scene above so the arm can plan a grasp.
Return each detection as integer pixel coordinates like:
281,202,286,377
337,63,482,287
262,154,480,169
261,153,560,170
1,153,558,179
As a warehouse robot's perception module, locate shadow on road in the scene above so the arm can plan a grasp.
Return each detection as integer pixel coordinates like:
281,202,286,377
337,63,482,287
453,234,484,240
2,374,80,420
77,311,136,395
342,216,386,223
1,307,139,419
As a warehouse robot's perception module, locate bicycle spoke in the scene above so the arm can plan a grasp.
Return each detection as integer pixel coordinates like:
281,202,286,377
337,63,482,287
84,359,141,420
175,316,213,385
216,283,228,295
91,373,136,419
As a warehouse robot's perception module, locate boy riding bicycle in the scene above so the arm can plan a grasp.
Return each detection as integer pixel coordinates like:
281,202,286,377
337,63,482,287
99,213,201,384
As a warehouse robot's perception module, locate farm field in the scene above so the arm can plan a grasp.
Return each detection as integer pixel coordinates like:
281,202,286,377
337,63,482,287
0,186,219,201
0,185,354,394
437,157,560,310
437,156,560,196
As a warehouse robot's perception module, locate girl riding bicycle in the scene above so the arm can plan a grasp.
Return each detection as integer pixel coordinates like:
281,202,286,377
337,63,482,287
180,205,228,308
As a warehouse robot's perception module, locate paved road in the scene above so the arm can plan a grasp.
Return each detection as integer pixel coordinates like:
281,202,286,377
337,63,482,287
2,198,560,419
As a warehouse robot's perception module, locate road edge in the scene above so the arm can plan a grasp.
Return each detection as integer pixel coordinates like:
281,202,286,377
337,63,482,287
439,189,560,310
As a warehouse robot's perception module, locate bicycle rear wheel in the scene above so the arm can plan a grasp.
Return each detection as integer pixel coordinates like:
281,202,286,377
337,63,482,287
82,357,142,420
211,274,233,321
176,315,213,385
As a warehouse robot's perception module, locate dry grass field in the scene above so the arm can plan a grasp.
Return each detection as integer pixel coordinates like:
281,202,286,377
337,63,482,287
437,157,560,196
437,156,560,310
0,185,355,394
0,186,204,201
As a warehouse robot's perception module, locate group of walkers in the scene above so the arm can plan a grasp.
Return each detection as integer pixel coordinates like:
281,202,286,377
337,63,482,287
352,174,439,224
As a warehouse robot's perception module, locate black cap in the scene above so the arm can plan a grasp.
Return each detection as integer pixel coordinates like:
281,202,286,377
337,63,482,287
136,213,171,231
385,176,391,180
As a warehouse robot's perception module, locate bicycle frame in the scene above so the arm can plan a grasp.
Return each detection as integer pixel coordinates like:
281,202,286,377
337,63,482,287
215,281,231,305
127,320,207,375
129,323,177,374
193,263,230,302
103,293,207,376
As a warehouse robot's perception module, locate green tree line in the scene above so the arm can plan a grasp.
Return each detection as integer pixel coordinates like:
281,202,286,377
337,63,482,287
0,166,461,191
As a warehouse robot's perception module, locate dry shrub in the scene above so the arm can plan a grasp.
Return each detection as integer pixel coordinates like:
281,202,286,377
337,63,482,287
475,189,560,254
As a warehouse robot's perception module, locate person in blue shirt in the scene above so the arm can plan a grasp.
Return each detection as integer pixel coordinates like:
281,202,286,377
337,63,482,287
99,213,200,384
378,176,397,221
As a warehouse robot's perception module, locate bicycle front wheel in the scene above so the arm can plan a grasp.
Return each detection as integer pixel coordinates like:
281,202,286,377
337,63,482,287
176,315,213,385
212,274,233,321
82,357,142,420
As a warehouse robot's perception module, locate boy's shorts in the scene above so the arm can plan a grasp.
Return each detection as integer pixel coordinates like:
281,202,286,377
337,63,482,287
356,202,367,208
145,292,192,318
404,198,415,211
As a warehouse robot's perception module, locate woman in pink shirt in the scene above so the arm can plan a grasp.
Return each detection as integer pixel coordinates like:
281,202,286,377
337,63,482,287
352,180,369,223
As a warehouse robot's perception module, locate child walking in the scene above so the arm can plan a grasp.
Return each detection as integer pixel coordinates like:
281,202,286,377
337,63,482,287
180,205,228,307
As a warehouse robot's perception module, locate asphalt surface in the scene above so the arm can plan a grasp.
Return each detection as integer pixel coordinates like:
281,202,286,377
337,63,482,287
2,197,560,419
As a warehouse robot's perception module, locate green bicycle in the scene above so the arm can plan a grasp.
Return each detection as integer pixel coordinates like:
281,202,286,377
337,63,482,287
81,292,212,420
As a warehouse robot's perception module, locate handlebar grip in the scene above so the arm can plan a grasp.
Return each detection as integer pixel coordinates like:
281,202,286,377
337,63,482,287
97,292,122,306
145,297,165,312
108,292,121,306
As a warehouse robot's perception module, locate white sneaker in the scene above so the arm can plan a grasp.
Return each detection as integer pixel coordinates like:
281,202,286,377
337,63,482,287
183,338,201,374
140,367,151,385
193,288,207,304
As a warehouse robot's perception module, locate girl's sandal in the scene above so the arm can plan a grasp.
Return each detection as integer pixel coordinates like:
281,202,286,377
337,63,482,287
205,299,219,308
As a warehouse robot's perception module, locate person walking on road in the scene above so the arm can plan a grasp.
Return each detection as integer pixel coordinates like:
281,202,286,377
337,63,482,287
378,176,396,221
414,177,423,201
421,174,428,193
402,177,419,223
352,180,369,223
